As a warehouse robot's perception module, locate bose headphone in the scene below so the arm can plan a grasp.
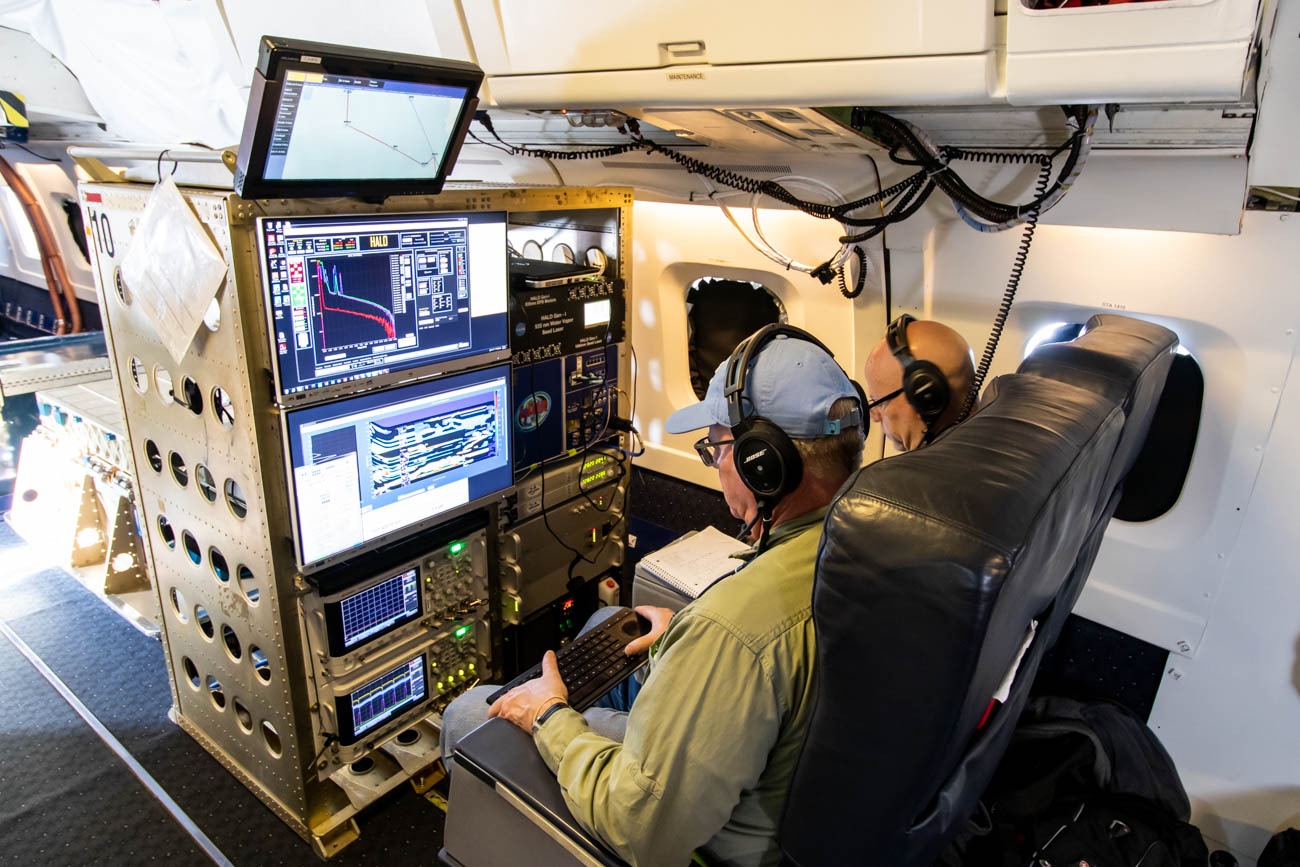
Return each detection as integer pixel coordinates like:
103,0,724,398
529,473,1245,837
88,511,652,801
885,314,951,436
723,324,862,508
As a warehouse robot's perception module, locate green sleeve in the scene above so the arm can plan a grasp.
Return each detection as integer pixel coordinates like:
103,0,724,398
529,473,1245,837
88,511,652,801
534,609,781,866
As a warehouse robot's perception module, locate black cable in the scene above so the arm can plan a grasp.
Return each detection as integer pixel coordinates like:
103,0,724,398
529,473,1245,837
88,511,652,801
838,246,867,299
957,157,1054,422
310,733,338,769
0,142,61,163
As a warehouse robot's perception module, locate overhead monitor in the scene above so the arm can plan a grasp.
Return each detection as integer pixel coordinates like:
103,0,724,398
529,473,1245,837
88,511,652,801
234,36,483,199
259,210,508,405
284,363,512,572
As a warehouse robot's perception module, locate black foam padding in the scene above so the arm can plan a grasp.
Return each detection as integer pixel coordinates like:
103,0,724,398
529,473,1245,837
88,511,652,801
1033,614,1168,722
1114,353,1203,522
624,467,735,585
0,519,447,863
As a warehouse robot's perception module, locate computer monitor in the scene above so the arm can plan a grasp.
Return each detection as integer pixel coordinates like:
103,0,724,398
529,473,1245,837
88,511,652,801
334,653,429,746
323,565,422,657
234,36,483,199
259,210,508,405
283,363,512,572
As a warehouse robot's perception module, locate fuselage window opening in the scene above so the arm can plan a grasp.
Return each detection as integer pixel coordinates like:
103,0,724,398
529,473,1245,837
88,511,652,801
685,277,785,400
1023,320,1202,522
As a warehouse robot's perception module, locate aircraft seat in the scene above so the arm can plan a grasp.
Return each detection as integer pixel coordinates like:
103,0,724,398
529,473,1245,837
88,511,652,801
440,314,1179,867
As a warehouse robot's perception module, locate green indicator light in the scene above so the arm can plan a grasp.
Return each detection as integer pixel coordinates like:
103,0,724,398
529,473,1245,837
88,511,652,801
449,541,465,556
455,625,471,639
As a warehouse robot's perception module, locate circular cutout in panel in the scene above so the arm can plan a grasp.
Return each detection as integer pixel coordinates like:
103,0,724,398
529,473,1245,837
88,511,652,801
395,728,422,747
206,675,226,710
233,699,253,733
521,239,543,259
195,464,217,502
110,552,135,573
153,365,175,404
181,376,203,416
550,242,575,264
129,356,148,394
144,440,163,473
250,646,271,684
181,656,200,689
203,298,221,333
261,720,282,757
224,478,247,520
169,586,188,622
157,515,177,549
113,266,131,305
585,247,608,274
209,547,229,583
211,387,235,429
181,530,201,566
221,623,242,660
169,451,189,487
348,757,375,775
195,604,214,639
237,565,260,604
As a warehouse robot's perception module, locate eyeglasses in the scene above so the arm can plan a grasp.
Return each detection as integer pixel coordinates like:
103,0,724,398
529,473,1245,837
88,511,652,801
694,436,735,469
865,387,904,411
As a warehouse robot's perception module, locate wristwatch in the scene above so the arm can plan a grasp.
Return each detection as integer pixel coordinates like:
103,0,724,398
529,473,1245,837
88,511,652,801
532,700,570,735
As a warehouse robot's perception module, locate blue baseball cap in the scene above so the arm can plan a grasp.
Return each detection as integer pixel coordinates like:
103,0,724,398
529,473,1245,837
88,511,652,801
666,334,862,438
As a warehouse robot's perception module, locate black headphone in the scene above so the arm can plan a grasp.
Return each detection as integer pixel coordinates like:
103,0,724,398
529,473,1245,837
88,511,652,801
885,314,950,433
723,324,862,507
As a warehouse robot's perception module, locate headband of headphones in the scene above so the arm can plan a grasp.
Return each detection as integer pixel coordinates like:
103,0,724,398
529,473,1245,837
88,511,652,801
722,324,862,433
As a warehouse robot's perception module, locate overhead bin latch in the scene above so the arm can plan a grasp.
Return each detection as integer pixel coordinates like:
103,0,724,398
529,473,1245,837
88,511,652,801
659,41,707,66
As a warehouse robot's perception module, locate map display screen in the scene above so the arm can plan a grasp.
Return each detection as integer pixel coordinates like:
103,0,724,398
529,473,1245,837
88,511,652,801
265,71,471,183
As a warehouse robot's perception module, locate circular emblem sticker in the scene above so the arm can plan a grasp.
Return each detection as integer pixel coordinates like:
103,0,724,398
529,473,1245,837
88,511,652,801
516,391,551,431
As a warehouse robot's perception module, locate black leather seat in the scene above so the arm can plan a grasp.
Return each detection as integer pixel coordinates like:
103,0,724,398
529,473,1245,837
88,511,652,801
441,314,1178,867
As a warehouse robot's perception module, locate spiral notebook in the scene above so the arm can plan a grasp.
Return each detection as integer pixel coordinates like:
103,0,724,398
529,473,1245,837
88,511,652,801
635,526,750,600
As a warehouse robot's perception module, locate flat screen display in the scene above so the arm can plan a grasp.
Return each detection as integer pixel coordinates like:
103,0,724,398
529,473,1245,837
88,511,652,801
233,37,482,199
324,566,422,657
260,210,508,404
336,655,428,745
284,363,512,571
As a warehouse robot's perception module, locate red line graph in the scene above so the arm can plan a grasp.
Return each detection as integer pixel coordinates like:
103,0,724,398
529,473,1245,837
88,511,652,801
314,260,396,348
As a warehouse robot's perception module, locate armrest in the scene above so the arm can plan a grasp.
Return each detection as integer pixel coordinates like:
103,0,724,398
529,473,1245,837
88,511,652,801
440,718,624,867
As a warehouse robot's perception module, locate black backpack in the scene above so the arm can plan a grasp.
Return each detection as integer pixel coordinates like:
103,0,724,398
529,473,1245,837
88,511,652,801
945,696,1209,867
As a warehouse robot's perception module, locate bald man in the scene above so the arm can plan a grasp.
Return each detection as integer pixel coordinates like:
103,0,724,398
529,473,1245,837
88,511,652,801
863,315,976,452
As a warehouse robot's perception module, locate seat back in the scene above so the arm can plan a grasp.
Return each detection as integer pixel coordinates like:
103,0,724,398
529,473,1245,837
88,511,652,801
779,314,1178,866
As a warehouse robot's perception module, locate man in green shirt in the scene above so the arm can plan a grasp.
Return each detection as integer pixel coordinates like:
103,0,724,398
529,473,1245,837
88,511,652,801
449,327,864,866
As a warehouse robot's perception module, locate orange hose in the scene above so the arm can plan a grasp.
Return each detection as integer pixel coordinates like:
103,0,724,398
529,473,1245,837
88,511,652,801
0,153,82,334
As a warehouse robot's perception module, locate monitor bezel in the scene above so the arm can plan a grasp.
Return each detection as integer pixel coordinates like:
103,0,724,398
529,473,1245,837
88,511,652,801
233,36,483,200
281,362,514,574
256,210,510,408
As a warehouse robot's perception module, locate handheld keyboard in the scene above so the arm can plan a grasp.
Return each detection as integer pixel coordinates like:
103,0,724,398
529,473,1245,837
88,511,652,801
485,608,650,710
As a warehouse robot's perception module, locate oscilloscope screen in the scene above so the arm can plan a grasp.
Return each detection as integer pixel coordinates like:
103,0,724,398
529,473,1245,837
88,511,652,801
259,211,508,404
284,363,512,572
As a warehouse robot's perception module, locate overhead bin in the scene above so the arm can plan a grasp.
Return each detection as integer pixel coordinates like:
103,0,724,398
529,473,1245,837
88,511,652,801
456,0,1000,108
1004,0,1261,105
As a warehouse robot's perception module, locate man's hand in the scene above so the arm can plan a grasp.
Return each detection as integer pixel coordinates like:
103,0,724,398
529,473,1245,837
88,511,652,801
624,605,674,657
488,650,568,733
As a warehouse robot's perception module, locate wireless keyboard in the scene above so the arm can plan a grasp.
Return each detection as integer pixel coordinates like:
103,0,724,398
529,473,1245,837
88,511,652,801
485,608,649,710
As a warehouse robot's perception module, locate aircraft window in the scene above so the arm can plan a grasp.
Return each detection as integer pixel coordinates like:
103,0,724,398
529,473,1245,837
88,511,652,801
686,277,785,400
60,198,91,265
1024,321,1084,357
1114,351,1203,522
0,187,40,260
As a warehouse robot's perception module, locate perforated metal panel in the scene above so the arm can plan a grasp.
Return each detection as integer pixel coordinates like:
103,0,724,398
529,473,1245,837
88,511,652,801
80,181,633,850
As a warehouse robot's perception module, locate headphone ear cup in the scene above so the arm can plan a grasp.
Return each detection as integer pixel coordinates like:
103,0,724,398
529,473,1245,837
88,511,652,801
732,418,802,501
902,360,950,425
